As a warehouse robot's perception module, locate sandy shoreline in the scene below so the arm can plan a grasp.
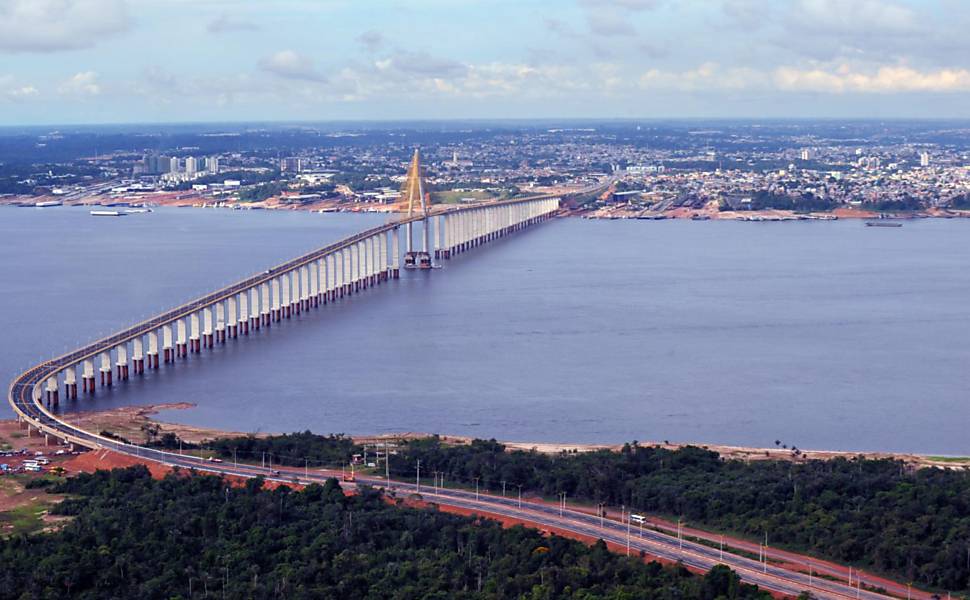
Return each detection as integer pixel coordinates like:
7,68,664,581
29,402,969,470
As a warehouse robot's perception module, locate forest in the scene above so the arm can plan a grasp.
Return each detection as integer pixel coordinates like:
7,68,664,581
210,433,970,592
0,466,771,600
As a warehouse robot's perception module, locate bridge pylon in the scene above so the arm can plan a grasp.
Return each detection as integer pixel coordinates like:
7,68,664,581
402,149,433,269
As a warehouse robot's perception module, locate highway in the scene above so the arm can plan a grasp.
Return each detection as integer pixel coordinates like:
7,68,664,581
7,184,910,600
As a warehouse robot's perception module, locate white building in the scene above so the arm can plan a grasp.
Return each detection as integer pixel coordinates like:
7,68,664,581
920,152,930,167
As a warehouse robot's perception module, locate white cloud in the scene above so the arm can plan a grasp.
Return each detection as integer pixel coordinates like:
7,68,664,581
0,76,40,101
639,63,767,91
59,71,101,96
259,50,327,83
0,0,130,53
774,64,970,93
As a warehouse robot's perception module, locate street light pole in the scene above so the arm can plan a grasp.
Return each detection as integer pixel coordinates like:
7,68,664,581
416,459,421,494
517,484,522,508
475,477,480,501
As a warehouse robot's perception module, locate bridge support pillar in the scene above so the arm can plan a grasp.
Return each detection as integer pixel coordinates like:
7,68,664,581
391,227,401,278
64,368,77,400
82,360,95,394
100,352,112,386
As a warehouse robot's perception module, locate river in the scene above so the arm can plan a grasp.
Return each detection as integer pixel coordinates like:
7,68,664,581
3,206,969,454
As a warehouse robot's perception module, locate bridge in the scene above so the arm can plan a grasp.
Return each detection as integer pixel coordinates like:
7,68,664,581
4,156,913,600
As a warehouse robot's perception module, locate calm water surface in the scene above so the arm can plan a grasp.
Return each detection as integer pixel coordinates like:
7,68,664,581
3,206,969,454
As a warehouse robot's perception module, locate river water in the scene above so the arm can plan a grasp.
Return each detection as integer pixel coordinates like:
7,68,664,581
3,206,969,454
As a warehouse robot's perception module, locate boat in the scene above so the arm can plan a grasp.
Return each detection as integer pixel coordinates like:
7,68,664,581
123,208,152,214
90,210,126,217
865,221,902,227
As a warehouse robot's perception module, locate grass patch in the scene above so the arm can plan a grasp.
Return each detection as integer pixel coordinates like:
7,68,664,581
0,503,49,536
927,456,970,463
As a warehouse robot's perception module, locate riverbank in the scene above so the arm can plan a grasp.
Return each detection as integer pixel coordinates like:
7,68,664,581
33,403,970,470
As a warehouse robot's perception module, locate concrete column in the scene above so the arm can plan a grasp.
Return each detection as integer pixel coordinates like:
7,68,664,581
290,270,300,314
82,359,96,394
147,331,159,368
246,288,257,330
282,274,293,318
339,248,349,296
202,307,214,348
441,214,450,259
259,284,271,326
300,266,310,310
324,255,334,302
215,302,226,343
176,319,188,357
64,367,77,400
227,297,238,338
115,344,129,380
189,313,201,353
45,375,59,406
163,324,175,362
391,227,400,278
368,237,377,286
353,242,362,292
379,232,388,280
233,290,248,335
100,351,112,386
271,278,281,321
132,337,144,374
309,262,319,306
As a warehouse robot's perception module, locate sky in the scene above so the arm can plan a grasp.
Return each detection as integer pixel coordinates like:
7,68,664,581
2,0,970,125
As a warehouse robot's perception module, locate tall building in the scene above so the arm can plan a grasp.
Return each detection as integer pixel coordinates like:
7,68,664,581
800,148,813,161
920,152,930,167
281,157,304,172
185,156,198,175
206,156,219,174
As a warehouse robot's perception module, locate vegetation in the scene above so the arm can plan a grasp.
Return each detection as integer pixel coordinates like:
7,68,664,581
237,181,291,202
391,439,970,591
203,432,970,590
0,466,770,599
722,191,837,212
210,431,356,467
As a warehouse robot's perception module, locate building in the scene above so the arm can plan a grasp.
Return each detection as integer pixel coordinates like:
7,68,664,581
281,157,304,173
206,156,219,174
185,156,198,176
920,152,930,167
800,148,813,161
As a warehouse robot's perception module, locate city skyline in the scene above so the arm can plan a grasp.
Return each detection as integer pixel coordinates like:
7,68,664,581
3,0,970,125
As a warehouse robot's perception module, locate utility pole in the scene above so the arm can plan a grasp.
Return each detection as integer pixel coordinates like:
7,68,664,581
474,477,480,501
719,535,724,563
501,480,506,497
416,459,421,494
261,451,265,469
517,484,522,508
304,458,308,480
233,448,237,468
385,442,390,482
677,517,683,550
626,512,631,556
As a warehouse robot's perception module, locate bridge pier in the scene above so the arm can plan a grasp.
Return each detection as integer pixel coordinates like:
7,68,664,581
176,319,188,358
391,227,401,278
100,352,112,386
64,368,77,400
147,331,159,369
133,337,145,375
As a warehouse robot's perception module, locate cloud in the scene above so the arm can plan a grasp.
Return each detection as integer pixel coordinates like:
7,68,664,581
0,76,39,101
207,14,260,33
788,0,917,35
639,62,767,91
375,51,468,80
0,0,130,53
259,50,328,83
356,30,383,52
59,71,101,96
774,64,970,93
